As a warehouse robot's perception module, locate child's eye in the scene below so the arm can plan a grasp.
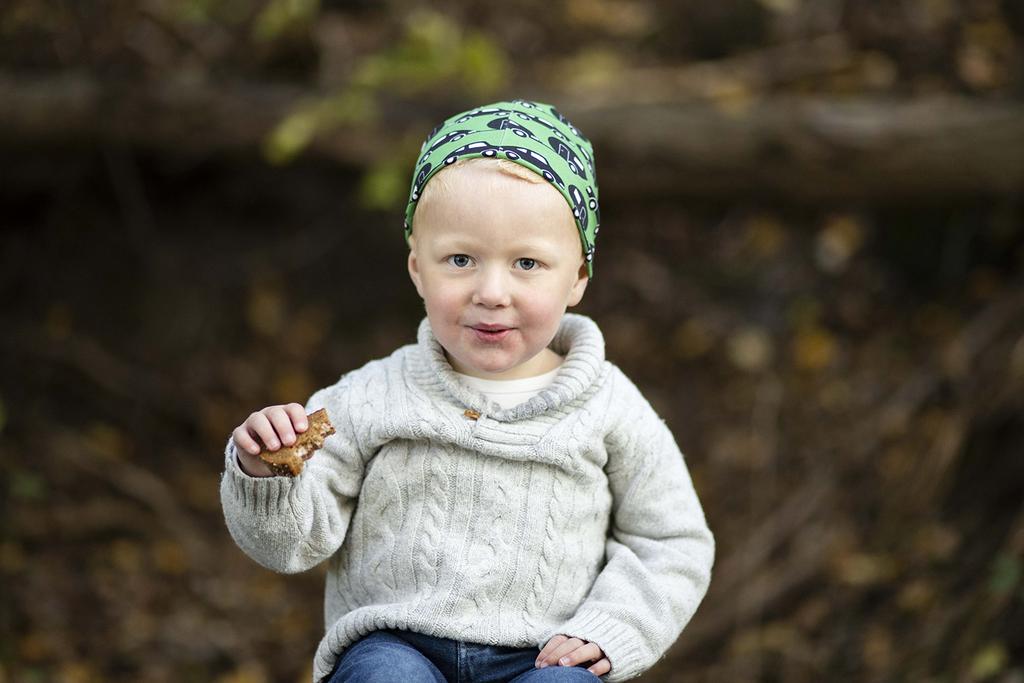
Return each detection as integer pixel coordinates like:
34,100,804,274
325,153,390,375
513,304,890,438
446,255,539,270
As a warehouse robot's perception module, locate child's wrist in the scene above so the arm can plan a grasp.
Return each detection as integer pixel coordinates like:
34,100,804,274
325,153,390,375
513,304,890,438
236,450,275,478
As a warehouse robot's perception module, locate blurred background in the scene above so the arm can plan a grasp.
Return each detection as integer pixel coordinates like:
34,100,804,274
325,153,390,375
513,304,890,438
1,0,1023,681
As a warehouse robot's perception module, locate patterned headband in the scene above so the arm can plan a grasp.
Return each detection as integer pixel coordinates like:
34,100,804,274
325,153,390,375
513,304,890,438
403,99,601,278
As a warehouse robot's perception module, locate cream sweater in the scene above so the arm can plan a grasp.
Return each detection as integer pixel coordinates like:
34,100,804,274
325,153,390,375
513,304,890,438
220,313,715,682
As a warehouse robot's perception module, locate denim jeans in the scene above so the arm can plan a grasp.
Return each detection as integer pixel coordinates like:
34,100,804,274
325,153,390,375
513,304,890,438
325,628,602,683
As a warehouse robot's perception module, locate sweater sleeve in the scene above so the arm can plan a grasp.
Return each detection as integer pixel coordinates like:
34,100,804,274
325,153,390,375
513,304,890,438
219,375,368,574
539,366,715,682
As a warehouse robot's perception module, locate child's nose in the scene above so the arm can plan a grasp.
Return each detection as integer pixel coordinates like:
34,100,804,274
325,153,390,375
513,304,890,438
471,267,512,307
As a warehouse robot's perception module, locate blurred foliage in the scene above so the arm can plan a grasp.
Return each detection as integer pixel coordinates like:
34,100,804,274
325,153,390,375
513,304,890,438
252,0,321,43
264,88,377,164
348,10,508,96
1,0,1019,93
357,138,422,211
265,9,508,166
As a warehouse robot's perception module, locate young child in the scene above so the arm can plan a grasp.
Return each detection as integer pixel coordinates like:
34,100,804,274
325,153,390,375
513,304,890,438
221,99,715,683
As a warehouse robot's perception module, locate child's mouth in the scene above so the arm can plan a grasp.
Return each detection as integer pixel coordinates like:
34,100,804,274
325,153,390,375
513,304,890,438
471,327,512,342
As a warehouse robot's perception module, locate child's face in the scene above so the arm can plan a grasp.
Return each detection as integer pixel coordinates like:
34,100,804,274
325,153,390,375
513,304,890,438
407,163,589,380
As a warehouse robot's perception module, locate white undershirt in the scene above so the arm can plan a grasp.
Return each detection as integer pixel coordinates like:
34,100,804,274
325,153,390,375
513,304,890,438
454,364,563,410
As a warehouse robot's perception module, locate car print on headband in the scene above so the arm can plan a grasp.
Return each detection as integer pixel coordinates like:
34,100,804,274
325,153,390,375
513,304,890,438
488,116,542,144
409,139,565,204
567,184,600,238
453,106,512,125
450,103,587,159
418,129,471,166
429,141,566,190
549,136,587,181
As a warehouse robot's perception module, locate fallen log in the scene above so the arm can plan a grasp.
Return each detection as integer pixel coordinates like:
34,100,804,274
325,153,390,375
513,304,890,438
1,71,1022,202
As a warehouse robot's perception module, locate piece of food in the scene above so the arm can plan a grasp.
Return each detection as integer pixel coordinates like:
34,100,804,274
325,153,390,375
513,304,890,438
257,408,335,476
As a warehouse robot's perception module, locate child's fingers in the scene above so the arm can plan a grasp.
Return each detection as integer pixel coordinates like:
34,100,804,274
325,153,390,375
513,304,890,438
232,426,262,455
537,636,587,668
587,657,611,676
283,402,309,432
246,411,282,450
554,642,603,667
535,634,568,667
264,407,297,446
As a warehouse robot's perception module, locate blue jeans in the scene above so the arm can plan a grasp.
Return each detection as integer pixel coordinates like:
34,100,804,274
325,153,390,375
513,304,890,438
326,629,602,683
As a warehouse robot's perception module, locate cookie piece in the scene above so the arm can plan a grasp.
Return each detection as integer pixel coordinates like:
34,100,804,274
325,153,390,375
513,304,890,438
257,408,335,476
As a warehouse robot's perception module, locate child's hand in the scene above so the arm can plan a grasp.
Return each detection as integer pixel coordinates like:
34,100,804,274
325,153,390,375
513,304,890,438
536,634,610,677
231,403,309,478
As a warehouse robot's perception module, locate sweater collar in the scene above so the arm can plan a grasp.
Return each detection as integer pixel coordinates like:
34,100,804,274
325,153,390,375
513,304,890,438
414,313,606,423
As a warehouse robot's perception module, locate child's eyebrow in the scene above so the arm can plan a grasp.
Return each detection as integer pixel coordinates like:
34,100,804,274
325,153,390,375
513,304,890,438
433,237,560,254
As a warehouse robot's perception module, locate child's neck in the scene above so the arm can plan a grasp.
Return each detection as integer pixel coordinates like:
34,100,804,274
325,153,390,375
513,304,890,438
448,347,564,381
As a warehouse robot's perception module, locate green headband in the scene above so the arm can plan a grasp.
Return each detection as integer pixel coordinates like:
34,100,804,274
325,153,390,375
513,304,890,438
403,99,601,279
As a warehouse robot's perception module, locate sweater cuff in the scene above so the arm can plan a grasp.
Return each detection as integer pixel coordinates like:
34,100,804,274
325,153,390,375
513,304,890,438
547,608,645,682
221,436,298,516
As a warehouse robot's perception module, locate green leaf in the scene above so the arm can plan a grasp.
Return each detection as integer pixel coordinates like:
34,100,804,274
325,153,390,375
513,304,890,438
359,162,407,212
460,33,509,98
263,90,375,164
263,104,320,165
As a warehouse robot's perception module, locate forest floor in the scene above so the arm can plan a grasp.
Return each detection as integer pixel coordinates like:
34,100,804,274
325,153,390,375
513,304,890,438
2,147,1023,682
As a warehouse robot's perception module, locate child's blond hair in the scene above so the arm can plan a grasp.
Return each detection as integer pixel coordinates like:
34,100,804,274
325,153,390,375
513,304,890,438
413,158,547,228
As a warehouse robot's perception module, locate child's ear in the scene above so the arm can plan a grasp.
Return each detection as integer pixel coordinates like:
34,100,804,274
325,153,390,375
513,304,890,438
407,235,425,299
567,260,589,307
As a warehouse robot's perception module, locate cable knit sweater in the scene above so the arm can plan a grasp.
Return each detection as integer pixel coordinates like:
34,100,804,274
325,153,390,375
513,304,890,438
220,313,715,682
